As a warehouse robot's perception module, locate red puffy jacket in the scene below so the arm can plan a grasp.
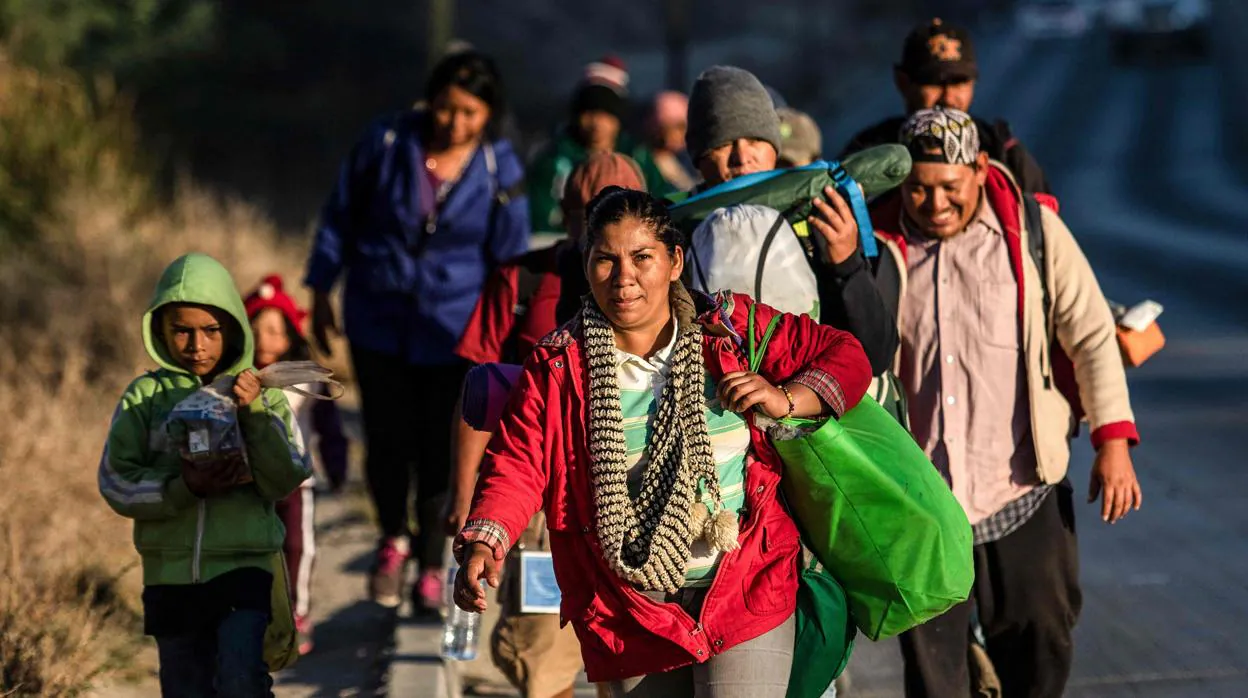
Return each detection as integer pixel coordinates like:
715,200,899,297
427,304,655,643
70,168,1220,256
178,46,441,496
460,291,871,682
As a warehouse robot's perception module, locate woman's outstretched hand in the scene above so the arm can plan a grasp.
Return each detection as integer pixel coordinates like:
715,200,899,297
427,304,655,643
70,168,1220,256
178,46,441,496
452,543,502,612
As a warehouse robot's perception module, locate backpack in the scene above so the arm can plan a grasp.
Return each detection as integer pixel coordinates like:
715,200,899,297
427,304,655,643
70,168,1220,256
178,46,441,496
498,258,548,364
669,145,915,261
1019,193,1083,418
686,204,820,319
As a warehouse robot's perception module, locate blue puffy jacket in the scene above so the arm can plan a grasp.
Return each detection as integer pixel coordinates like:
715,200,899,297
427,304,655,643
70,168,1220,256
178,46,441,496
304,111,531,365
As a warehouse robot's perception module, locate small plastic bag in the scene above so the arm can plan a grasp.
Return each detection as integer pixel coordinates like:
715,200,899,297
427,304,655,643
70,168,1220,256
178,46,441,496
164,361,343,481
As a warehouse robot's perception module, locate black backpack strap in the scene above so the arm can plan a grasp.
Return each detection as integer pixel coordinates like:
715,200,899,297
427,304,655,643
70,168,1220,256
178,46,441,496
499,256,546,363
482,142,525,267
514,262,542,315
689,242,713,296
1022,193,1053,348
1023,195,1048,317
753,211,791,304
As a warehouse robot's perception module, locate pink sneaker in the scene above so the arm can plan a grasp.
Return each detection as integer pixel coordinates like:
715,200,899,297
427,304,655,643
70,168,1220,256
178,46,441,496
368,537,409,608
415,567,444,612
295,614,314,656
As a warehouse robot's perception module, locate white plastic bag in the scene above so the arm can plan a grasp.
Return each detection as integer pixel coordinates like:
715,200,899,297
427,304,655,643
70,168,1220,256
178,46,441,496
164,361,343,478
686,204,820,319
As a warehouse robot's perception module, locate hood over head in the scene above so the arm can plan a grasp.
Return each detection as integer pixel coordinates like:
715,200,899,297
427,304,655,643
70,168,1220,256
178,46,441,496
142,253,253,377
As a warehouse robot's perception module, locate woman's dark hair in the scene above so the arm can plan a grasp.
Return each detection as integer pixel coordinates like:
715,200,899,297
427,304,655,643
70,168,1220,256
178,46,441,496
424,50,506,137
278,316,312,363
582,186,687,260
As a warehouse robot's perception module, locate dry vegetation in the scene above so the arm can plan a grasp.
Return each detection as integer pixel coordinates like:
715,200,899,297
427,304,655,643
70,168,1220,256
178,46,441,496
0,58,308,695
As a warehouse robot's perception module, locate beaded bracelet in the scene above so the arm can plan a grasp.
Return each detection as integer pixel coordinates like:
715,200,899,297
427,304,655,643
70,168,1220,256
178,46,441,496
780,384,796,418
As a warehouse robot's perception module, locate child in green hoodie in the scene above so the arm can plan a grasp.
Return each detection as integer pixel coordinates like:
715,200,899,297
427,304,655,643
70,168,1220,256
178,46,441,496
99,253,310,698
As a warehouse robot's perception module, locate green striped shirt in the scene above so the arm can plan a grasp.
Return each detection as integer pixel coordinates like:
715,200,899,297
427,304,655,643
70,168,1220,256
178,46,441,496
616,320,750,587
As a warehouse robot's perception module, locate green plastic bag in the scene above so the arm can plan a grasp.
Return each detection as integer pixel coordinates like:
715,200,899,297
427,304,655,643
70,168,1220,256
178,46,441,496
774,402,973,640
746,304,973,641
786,554,856,698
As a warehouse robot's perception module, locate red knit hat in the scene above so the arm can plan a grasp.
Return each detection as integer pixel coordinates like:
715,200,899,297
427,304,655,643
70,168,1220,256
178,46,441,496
244,274,307,333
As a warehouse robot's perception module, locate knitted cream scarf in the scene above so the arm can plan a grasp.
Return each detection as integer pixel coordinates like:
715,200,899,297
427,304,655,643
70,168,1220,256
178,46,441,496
581,283,739,592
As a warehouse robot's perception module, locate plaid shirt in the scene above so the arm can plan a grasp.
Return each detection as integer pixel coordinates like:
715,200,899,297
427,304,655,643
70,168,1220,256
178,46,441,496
971,484,1053,545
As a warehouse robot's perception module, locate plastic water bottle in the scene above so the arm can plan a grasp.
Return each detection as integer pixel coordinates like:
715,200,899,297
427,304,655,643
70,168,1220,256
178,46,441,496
440,554,481,661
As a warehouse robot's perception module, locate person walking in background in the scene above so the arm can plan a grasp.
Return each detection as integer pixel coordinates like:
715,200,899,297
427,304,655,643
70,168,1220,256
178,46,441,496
527,56,670,232
645,90,696,192
872,108,1142,698
841,18,1052,195
684,65,784,191
684,65,899,378
454,152,648,371
99,253,310,697
776,107,823,169
446,153,647,698
304,50,530,614
245,274,349,656
453,188,872,697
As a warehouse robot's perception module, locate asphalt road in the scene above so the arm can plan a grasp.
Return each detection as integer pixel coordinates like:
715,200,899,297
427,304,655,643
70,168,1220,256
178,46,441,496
821,24,1248,698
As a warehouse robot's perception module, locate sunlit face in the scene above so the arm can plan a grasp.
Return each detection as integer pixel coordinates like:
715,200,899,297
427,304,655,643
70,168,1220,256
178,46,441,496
431,85,491,148
577,110,621,154
696,138,778,186
660,121,687,153
585,217,684,332
251,308,291,368
900,153,990,239
900,73,977,113
161,304,228,377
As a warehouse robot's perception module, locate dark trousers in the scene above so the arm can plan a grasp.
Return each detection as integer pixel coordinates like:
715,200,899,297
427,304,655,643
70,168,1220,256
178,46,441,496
155,608,273,698
353,345,468,568
899,486,1083,698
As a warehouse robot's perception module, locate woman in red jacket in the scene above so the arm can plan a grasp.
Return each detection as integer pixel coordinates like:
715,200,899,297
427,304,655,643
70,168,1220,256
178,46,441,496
453,188,871,697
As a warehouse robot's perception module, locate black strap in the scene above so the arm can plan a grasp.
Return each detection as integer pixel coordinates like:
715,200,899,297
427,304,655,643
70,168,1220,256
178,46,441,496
1022,194,1050,339
499,258,546,363
753,210,792,304
483,362,517,392
1022,194,1055,389
514,263,542,314
689,241,712,296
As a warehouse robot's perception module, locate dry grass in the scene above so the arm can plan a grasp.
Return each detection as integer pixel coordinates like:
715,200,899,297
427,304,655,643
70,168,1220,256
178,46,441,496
0,58,310,696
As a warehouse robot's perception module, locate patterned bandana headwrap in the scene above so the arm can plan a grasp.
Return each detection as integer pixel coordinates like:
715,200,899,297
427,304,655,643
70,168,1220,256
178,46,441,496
900,107,980,165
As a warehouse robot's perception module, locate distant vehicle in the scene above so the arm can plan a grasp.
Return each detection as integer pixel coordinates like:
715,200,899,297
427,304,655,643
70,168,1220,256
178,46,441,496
1017,0,1093,39
1105,0,1210,62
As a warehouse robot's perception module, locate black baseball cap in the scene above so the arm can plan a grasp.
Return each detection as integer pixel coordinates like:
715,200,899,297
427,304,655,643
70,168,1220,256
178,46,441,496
898,18,978,85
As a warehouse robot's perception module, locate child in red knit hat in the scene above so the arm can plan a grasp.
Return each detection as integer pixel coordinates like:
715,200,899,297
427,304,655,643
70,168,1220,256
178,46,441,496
244,274,349,656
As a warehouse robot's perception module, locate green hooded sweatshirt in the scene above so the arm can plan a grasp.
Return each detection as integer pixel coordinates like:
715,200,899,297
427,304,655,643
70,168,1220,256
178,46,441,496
100,253,310,586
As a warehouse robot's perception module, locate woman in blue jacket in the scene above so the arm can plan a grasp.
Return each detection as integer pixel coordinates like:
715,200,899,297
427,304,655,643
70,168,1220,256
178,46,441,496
304,50,530,613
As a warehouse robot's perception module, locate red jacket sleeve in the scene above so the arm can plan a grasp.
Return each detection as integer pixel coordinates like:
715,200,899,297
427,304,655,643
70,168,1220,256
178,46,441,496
455,265,520,365
455,356,550,561
732,294,872,418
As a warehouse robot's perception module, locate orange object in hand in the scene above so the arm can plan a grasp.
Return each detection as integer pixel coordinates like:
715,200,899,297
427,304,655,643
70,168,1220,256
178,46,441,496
1117,322,1165,368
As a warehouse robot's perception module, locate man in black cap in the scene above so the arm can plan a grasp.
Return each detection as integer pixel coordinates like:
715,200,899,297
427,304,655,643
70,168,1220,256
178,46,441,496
840,19,1051,195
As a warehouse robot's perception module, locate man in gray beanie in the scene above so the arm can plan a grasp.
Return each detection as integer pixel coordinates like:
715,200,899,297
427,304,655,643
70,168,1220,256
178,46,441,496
684,65,901,385
687,65,784,187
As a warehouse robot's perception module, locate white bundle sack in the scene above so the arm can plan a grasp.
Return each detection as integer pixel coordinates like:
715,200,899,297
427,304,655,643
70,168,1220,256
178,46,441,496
686,204,820,318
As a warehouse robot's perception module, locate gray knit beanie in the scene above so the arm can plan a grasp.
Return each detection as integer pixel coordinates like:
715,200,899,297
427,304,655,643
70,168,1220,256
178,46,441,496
686,66,782,159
